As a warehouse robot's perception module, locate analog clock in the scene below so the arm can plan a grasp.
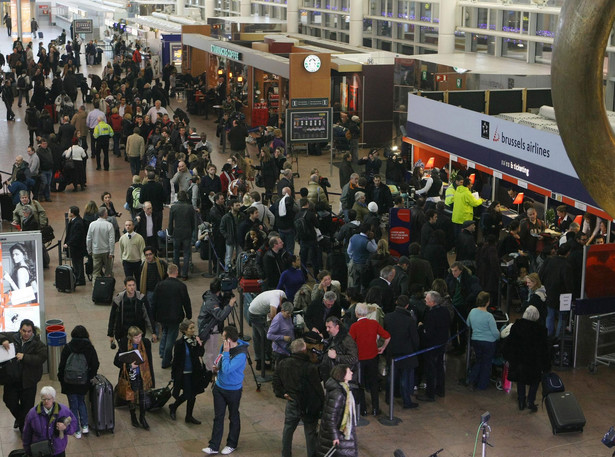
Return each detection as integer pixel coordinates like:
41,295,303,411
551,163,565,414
303,55,321,73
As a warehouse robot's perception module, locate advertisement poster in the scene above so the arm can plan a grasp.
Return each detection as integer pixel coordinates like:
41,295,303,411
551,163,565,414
389,208,411,257
0,233,44,332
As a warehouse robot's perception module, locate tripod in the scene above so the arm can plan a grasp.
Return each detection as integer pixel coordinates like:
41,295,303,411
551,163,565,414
228,302,261,391
481,421,492,457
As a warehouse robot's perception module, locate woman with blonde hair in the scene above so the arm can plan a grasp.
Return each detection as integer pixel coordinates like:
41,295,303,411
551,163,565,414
525,272,547,327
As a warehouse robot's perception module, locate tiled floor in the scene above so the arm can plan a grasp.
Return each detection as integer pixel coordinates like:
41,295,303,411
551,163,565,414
0,25,613,457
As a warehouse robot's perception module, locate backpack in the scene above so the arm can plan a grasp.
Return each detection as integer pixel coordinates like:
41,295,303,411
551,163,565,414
293,213,310,241
131,186,143,209
240,252,262,279
541,372,565,401
63,352,88,385
17,75,26,89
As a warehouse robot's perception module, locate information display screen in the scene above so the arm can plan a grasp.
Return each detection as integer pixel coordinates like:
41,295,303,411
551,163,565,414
287,109,332,143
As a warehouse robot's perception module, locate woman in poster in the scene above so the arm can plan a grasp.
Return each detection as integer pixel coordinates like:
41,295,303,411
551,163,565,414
3,243,37,292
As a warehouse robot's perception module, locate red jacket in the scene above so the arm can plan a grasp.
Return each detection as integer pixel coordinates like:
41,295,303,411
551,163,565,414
110,113,122,132
349,318,390,360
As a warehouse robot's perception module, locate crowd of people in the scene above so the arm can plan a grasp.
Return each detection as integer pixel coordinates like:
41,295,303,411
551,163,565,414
0,29,611,457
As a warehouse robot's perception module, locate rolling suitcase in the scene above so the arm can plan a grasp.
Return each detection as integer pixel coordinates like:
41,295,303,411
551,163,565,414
92,276,116,304
38,31,43,39
545,391,586,434
89,374,114,436
55,265,75,292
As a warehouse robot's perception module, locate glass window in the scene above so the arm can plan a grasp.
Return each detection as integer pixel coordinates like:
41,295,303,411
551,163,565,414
378,20,392,38
420,26,438,46
502,38,528,60
535,41,553,64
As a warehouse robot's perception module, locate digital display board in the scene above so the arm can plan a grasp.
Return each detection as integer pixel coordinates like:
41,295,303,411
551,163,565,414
287,108,332,143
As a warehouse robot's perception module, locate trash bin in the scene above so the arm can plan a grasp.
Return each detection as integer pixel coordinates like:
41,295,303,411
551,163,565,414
47,331,66,381
46,325,65,334
45,319,63,330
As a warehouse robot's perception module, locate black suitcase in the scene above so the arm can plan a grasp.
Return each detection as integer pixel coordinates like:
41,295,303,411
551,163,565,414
38,31,43,39
92,276,116,304
55,265,75,292
545,391,586,434
89,374,114,436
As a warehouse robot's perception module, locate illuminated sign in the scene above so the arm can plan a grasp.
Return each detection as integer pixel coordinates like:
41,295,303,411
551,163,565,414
210,44,242,61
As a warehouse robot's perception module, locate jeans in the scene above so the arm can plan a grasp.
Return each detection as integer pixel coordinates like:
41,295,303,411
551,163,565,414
394,365,415,408
468,340,496,390
129,156,141,177
67,393,88,428
282,399,318,457
249,313,268,362
160,324,179,367
278,229,295,255
210,385,242,451
113,134,121,157
40,169,52,200
18,89,29,106
173,236,192,277
225,243,237,270
547,307,567,337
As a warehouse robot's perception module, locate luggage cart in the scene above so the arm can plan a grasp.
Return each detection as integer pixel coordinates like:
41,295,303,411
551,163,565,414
588,311,615,373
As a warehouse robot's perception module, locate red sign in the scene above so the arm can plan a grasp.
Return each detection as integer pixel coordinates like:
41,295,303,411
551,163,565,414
435,74,447,83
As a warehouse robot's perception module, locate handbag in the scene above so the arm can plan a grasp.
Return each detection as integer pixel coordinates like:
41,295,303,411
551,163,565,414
144,380,173,411
40,225,55,243
30,440,53,457
197,357,213,393
255,173,264,188
63,146,75,171
0,358,21,385
115,366,134,403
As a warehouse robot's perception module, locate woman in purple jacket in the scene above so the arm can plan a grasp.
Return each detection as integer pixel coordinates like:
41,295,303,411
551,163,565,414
267,301,295,364
23,386,78,457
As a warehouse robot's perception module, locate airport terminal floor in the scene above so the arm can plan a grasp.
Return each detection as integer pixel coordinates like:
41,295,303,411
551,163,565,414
0,25,613,457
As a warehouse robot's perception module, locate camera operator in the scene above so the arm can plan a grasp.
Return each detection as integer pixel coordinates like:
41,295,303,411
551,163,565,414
198,278,237,370
318,317,359,386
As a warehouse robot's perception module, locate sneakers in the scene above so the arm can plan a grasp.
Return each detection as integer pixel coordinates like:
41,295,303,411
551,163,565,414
202,448,219,455
75,430,82,439
82,425,89,435
221,447,236,455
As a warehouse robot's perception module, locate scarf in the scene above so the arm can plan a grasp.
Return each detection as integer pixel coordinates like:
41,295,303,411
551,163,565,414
339,382,356,440
128,339,153,390
139,257,165,294
183,334,197,347
279,195,288,217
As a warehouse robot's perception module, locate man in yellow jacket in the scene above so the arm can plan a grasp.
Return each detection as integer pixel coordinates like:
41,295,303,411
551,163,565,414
452,177,483,237
93,115,114,171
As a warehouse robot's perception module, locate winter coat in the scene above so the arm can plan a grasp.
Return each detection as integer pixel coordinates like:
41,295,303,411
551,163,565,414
319,326,358,383
171,336,206,397
539,255,573,309
152,277,192,325
108,290,153,340
0,330,47,388
22,401,78,456
113,337,156,388
527,286,548,328
58,337,100,395
316,378,358,457
383,306,420,370
503,318,550,384
197,291,232,341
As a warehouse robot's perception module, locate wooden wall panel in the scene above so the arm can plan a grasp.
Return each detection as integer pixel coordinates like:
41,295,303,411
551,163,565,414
288,53,331,102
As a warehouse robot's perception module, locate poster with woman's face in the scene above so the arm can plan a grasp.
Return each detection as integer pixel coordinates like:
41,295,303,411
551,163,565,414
0,238,41,332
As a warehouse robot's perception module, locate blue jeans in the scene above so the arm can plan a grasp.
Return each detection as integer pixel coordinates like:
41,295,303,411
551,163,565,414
547,307,566,337
173,236,192,277
225,243,237,270
40,170,52,200
278,229,295,255
469,340,496,390
398,365,416,408
67,393,88,428
210,385,242,451
160,323,179,367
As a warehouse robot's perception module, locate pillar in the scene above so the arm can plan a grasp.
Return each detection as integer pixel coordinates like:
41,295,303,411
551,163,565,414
349,1,363,47
240,0,250,16
176,0,184,17
287,0,298,34
205,0,215,20
438,0,456,54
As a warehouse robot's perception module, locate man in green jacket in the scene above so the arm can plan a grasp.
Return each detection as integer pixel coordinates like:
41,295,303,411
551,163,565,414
452,177,483,238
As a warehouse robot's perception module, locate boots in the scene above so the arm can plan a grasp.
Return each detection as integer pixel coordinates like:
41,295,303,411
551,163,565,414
139,406,150,430
169,402,177,421
130,410,139,428
185,398,201,425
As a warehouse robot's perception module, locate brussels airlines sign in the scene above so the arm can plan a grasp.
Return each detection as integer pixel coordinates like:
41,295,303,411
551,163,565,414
406,94,597,207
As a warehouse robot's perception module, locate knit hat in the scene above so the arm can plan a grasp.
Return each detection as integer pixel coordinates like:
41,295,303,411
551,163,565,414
368,202,378,213
462,220,476,228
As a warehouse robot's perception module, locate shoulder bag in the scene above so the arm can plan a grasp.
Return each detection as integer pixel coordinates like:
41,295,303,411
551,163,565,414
63,146,75,171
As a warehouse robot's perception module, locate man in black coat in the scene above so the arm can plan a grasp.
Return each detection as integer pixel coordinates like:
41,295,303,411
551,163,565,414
2,78,15,121
262,235,291,291
417,291,451,402
366,175,393,215
305,291,342,337
539,244,573,337
338,152,354,190
367,265,396,313
273,338,324,457
456,220,477,262
64,205,86,285
384,296,420,408
152,263,192,369
134,201,162,252
407,243,434,293
277,169,295,199
295,198,320,277
139,171,165,216
168,190,196,279
57,115,76,151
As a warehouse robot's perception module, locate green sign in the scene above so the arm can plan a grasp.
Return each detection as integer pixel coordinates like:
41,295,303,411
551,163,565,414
422,70,427,81
456,78,462,88
211,44,242,61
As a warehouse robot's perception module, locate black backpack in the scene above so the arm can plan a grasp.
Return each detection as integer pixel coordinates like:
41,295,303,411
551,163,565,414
240,252,262,279
17,75,26,89
63,352,88,385
293,213,310,241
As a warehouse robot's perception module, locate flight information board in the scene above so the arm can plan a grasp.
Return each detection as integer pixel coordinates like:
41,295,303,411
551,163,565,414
287,108,332,142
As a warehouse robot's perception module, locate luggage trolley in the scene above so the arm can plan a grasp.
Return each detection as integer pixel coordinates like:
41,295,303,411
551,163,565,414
588,311,615,373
